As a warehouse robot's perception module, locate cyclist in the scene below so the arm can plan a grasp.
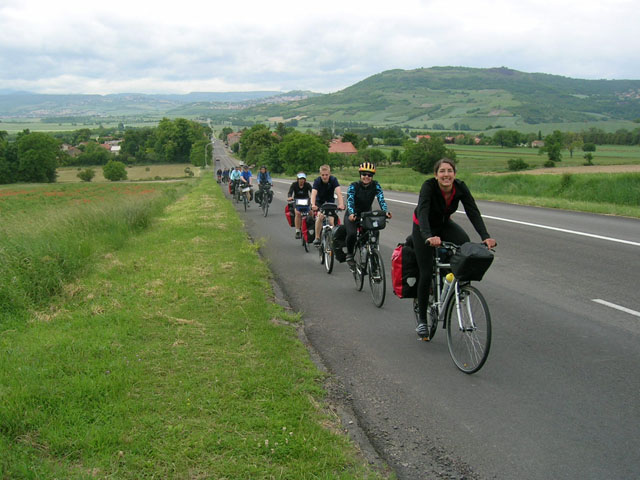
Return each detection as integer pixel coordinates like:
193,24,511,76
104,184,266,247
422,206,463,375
240,164,253,201
255,165,273,204
412,157,496,337
287,172,312,239
344,162,392,267
222,168,230,183
310,164,345,246
229,165,242,195
216,168,222,182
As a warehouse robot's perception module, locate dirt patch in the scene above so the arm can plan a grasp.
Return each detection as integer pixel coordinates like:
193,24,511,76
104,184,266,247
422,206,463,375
489,164,640,175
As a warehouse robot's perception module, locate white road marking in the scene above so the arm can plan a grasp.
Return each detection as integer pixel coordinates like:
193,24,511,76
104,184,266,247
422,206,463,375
592,299,640,318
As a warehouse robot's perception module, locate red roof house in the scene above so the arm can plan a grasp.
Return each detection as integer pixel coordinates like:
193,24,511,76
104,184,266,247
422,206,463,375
328,139,358,155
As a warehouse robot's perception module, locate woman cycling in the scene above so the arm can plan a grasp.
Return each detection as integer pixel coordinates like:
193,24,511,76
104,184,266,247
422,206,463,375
344,162,392,267
287,172,312,239
413,158,497,337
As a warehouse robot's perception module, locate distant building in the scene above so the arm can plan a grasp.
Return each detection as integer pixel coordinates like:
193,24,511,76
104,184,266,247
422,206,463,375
531,140,545,148
328,139,358,155
61,144,81,157
227,132,242,147
416,134,431,142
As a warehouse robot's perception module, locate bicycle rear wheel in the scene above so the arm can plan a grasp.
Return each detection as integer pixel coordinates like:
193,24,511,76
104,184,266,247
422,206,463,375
353,245,365,291
323,229,334,274
262,198,269,217
445,284,491,374
367,249,386,307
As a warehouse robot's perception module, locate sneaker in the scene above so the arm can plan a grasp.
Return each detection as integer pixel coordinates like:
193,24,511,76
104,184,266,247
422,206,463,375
313,238,321,246
416,322,429,339
295,231,301,239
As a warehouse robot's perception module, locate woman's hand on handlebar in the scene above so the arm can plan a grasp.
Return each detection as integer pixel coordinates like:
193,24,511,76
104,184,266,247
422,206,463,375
349,213,357,222
385,211,392,219
483,238,497,249
287,196,293,202
427,236,441,247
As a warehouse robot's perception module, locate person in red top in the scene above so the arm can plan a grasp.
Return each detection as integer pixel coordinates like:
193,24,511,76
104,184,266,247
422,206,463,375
412,158,497,338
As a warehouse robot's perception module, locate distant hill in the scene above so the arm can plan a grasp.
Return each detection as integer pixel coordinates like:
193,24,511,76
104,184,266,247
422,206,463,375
0,91,293,117
229,67,640,130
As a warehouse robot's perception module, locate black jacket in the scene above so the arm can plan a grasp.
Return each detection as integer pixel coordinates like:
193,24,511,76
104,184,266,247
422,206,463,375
414,178,490,241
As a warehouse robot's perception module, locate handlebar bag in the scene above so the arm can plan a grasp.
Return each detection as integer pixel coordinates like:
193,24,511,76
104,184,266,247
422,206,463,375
450,242,494,282
361,211,386,230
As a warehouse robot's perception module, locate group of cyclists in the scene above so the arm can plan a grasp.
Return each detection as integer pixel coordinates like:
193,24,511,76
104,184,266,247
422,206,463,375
227,164,274,206
286,162,392,268
224,158,497,339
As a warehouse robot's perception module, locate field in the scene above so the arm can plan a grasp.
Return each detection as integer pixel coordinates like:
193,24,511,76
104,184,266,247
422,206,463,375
0,178,386,478
57,163,203,182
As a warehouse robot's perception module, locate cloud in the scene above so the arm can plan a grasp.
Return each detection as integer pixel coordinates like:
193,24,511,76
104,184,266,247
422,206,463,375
0,0,638,94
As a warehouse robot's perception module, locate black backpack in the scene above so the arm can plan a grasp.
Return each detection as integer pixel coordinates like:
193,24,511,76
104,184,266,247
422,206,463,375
331,225,347,263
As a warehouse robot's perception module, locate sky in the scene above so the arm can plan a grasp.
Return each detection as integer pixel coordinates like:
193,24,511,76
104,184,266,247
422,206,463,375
1,0,639,95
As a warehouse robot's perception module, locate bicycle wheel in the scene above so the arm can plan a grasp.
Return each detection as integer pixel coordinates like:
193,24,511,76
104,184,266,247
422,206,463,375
243,194,247,212
323,229,334,274
367,249,386,307
302,224,308,253
262,197,269,217
353,244,365,291
445,284,491,374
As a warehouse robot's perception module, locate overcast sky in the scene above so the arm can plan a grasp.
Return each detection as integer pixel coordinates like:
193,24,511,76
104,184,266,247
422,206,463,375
1,0,638,95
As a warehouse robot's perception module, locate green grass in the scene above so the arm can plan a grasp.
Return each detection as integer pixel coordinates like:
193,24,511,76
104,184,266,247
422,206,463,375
0,178,388,479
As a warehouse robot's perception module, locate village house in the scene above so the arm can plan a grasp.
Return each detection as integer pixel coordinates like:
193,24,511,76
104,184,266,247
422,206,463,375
226,131,242,147
328,139,358,155
415,134,431,142
531,140,545,148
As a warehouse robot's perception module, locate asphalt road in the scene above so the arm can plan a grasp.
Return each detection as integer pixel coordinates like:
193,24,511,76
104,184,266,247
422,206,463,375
213,142,640,480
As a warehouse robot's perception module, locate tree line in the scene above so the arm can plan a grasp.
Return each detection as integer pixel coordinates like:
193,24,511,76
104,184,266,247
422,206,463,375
0,118,210,184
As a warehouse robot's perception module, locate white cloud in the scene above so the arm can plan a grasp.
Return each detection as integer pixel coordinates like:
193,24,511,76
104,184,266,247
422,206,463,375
0,0,638,94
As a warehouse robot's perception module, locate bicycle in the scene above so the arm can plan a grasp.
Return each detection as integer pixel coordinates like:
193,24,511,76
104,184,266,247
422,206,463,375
351,211,387,308
292,198,311,252
414,241,493,374
240,183,252,212
232,180,243,204
258,183,272,217
316,202,339,274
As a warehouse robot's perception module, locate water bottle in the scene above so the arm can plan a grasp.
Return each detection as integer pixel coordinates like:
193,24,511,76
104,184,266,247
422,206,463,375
441,272,455,300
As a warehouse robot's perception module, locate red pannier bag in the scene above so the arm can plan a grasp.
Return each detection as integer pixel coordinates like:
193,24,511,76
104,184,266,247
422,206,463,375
391,237,420,299
284,203,295,227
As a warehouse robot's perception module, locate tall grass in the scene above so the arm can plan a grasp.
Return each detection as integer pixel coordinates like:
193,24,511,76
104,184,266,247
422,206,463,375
0,185,188,319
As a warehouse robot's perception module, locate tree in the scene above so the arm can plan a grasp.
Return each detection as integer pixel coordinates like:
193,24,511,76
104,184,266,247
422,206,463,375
583,142,596,152
103,160,128,181
390,149,400,165
541,130,564,164
341,132,359,145
565,132,583,158
76,141,111,165
219,127,233,142
17,131,59,183
239,124,278,164
278,131,328,175
358,148,387,167
77,168,96,182
402,137,456,174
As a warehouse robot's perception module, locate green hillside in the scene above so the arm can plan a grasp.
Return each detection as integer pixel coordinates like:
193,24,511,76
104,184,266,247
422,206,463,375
224,67,640,131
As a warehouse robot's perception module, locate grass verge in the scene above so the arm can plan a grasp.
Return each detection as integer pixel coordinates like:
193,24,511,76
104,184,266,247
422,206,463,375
0,177,387,479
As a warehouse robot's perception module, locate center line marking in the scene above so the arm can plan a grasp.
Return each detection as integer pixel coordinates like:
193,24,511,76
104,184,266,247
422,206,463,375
592,299,640,318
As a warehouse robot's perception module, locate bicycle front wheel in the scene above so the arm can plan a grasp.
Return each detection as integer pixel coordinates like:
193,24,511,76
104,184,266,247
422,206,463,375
262,198,269,217
323,229,334,274
367,249,386,307
243,194,248,211
353,246,365,291
445,284,491,374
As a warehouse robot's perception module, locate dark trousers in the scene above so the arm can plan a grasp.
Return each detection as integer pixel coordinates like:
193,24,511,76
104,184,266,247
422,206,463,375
412,221,470,321
344,213,358,255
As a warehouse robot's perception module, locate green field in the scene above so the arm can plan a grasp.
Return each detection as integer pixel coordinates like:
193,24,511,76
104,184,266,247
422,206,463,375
0,178,388,479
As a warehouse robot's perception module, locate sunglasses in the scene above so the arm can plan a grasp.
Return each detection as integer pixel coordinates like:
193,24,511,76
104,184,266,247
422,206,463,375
360,172,374,177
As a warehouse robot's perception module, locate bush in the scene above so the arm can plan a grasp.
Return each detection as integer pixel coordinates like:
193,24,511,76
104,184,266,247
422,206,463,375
103,160,128,181
77,168,95,182
543,160,556,168
507,158,529,171
583,143,596,152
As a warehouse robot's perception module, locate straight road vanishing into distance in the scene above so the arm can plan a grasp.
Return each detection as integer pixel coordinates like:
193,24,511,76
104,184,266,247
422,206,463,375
214,141,640,480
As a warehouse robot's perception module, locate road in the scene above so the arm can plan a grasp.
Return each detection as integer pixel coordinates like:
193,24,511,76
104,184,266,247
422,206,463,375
213,143,640,479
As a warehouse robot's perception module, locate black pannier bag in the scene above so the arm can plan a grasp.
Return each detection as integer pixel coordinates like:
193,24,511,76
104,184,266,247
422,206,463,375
331,224,347,262
450,242,494,282
302,214,315,243
361,211,386,230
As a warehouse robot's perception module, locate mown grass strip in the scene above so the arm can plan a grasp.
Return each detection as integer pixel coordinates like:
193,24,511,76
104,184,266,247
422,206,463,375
0,177,387,479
